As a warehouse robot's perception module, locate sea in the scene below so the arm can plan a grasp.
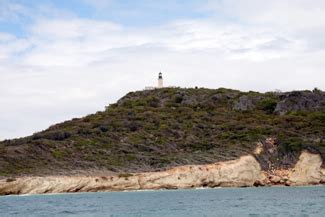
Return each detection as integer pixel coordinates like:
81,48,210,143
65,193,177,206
0,186,324,217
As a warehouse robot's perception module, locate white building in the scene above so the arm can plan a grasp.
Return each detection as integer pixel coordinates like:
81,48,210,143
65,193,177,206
145,72,164,90
158,72,163,88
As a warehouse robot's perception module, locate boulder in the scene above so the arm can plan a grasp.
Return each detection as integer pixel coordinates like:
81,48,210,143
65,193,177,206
233,96,255,111
269,175,281,184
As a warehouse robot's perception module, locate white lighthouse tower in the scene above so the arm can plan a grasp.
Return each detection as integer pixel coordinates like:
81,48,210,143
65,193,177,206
158,72,163,88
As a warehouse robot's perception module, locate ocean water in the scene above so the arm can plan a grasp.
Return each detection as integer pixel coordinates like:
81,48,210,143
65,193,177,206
0,186,325,217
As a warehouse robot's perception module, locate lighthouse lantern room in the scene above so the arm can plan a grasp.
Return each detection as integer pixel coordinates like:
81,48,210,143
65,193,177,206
158,72,163,88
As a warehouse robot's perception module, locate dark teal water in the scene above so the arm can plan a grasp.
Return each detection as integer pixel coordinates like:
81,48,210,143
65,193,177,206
1,186,325,217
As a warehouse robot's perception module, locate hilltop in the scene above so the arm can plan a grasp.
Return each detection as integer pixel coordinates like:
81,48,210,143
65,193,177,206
0,87,324,177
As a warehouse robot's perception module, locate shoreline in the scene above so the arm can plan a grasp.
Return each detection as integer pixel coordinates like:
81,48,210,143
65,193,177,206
1,184,324,198
0,151,324,196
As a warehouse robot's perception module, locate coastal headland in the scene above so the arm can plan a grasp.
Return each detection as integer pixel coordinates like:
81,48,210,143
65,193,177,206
1,88,324,195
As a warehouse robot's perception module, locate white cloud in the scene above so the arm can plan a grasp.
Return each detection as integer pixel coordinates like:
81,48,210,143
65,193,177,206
205,0,325,29
0,32,15,41
1,1,325,139
0,1,29,22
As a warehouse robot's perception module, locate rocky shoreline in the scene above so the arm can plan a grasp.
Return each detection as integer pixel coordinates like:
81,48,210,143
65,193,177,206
0,151,324,196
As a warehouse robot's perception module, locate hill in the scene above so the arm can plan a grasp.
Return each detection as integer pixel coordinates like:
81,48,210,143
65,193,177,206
0,87,324,177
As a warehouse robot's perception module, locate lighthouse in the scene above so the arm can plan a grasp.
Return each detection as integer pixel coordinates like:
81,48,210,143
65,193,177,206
158,72,163,88
144,72,168,90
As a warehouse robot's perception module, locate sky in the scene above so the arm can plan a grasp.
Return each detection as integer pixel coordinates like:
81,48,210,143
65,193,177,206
1,0,325,139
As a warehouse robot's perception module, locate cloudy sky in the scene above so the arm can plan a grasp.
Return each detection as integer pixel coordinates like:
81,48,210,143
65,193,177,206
1,0,325,139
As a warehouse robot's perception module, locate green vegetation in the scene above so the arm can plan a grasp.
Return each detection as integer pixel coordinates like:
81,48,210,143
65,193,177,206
6,178,16,182
0,87,324,176
257,98,278,114
52,149,65,159
118,173,134,178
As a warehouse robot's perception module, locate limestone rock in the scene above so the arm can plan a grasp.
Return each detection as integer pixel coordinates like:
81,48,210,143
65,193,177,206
289,152,323,186
269,175,281,184
0,175,141,195
139,155,262,189
0,155,262,195
321,169,325,183
253,142,264,155
0,151,323,196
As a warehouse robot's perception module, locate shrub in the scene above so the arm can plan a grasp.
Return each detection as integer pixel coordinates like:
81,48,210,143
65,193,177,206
37,131,71,141
313,87,321,93
147,97,160,108
77,128,92,135
52,149,65,158
99,125,109,133
6,178,16,182
118,173,133,178
174,95,183,103
309,112,325,122
278,137,304,153
129,122,140,132
258,99,278,114
133,100,147,107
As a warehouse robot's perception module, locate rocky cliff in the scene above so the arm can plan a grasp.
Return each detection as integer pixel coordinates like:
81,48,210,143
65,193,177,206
0,155,261,195
0,151,324,195
289,152,325,185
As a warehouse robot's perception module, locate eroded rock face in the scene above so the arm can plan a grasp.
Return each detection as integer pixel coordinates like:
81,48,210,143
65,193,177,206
0,151,323,196
274,91,325,115
321,169,325,183
0,155,262,195
252,142,324,186
140,156,262,189
0,176,141,195
289,152,323,186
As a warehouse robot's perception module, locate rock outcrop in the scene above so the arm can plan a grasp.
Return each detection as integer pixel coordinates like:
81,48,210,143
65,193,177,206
233,96,255,111
231,90,325,114
289,152,323,186
0,175,141,195
258,151,325,186
321,169,325,183
274,91,325,115
0,155,262,195
0,151,323,196
139,155,262,189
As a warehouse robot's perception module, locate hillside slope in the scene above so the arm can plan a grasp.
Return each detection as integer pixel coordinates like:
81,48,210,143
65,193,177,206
0,88,324,177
